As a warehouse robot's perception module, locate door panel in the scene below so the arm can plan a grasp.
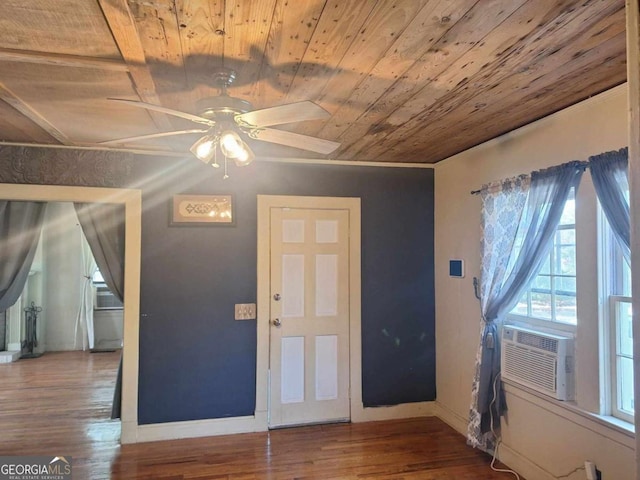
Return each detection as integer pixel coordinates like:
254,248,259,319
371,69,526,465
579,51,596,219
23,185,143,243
281,254,305,318
269,207,350,427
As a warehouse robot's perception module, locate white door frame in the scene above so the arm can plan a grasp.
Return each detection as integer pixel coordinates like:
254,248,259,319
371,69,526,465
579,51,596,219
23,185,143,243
256,195,364,424
0,183,141,443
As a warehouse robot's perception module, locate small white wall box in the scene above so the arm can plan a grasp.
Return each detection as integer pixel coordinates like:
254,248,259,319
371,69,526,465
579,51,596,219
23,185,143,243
449,259,464,278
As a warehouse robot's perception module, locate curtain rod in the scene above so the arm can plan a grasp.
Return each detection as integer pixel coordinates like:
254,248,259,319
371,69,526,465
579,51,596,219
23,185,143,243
470,158,598,195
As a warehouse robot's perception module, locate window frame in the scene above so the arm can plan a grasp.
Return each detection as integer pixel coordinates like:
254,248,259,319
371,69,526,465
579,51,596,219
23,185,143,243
600,207,633,423
609,295,633,423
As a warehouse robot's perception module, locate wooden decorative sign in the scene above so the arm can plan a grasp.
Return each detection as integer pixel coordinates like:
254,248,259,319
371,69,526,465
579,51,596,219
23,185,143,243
171,194,234,225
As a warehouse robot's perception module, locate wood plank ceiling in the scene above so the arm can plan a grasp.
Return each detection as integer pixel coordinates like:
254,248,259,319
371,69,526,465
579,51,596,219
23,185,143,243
0,0,627,164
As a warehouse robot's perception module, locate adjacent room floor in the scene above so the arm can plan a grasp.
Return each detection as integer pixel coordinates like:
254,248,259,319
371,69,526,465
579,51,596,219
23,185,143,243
0,350,121,478
0,351,518,479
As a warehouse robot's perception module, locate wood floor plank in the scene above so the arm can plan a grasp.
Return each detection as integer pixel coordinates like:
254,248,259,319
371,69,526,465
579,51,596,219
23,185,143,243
0,351,522,479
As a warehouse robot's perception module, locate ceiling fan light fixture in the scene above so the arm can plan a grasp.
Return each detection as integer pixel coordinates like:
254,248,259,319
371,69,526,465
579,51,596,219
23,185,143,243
190,135,216,163
219,130,245,158
234,142,255,167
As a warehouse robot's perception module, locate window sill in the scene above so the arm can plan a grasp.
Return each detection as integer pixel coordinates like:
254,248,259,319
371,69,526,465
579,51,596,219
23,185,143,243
505,314,576,335
588,413,635,435
502,380,635,446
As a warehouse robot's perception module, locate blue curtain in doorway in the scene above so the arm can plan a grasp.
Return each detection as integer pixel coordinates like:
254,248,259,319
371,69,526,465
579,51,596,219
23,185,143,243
75,202,125,419
0,201,47,313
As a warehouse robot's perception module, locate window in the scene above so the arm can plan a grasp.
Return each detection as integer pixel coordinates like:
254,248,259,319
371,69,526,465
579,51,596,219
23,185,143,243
92,269,123,310
511,189,577,325
603,216,633,422
611,297,633,421
92,270,105,283
503,170,634,428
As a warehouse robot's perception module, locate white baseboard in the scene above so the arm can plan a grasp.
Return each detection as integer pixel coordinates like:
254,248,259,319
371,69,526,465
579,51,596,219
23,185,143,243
432,401,468,435
94,340,122,350
129,411,268,444
45,343,80,352
124,402,435,444
433,402,549,480
120,420,137,444
7,342,20,352
497,442,556,480
0,351,20,363
352,401,435,423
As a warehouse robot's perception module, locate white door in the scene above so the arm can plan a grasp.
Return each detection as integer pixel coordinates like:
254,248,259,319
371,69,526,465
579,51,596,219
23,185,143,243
268,207,350,427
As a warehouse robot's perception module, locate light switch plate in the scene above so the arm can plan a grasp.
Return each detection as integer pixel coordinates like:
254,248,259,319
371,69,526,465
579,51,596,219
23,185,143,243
235,303,256,320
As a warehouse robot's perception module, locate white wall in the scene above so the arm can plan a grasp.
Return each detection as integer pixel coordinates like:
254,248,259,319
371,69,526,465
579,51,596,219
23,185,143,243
434,84,634,480
42,202,84,351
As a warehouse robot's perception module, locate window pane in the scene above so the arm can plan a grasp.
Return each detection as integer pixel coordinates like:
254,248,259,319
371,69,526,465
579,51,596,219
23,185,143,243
618,301,633,357
558,229,575,244
555,294,576,324
512,292,529,316
558,246,576,275
92,270,105,283
622,261,632,297
560,192,575,225
531,293,552,320
508,188,575,325
555,277,576,295
539,253,551,275
619,356,635,414
532,275,551,292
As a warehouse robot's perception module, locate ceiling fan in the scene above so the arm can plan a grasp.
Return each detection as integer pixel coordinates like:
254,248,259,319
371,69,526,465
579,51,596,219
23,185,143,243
100,68,340,174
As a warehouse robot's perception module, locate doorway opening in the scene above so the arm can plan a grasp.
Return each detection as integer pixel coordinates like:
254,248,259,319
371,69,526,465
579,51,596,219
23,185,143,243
0,183,141,444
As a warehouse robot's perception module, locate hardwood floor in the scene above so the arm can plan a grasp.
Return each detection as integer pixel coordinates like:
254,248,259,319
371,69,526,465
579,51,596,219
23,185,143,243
0,351,121,478
0,351,520,479
113,419,520,480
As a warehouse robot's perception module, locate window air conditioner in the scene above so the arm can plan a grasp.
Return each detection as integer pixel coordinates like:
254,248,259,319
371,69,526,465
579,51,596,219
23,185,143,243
501,325,574,401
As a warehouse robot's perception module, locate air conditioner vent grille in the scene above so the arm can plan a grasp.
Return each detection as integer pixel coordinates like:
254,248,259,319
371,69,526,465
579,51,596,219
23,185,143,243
503,343,557,393
517,331,558,353
501,325,574,401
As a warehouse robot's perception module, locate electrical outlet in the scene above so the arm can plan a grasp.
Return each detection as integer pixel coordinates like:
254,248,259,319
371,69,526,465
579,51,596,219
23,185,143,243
235,303,256,320
585,461,597,480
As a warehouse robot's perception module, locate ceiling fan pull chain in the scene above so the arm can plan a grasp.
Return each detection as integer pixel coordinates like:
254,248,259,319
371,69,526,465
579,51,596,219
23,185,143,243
223,155,229,180
211,145,220,169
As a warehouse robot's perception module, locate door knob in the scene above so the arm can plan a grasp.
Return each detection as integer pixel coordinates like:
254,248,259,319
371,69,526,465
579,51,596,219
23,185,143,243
273,293,281,301
272,318,282,327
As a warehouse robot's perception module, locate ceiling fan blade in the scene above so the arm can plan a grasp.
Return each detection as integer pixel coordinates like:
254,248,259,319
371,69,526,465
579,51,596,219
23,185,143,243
108,98,216,126
251,128,340,155
235,101,330,128
99,129,209,145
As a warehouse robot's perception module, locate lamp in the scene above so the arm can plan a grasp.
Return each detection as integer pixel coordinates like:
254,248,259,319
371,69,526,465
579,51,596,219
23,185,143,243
233,145,255,167
219,130,244,158
219,130,255,167
189,129,254,174
190,135,216,163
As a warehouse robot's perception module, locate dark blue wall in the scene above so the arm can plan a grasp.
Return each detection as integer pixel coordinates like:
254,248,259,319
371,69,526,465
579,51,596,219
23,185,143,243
135,158,435,424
